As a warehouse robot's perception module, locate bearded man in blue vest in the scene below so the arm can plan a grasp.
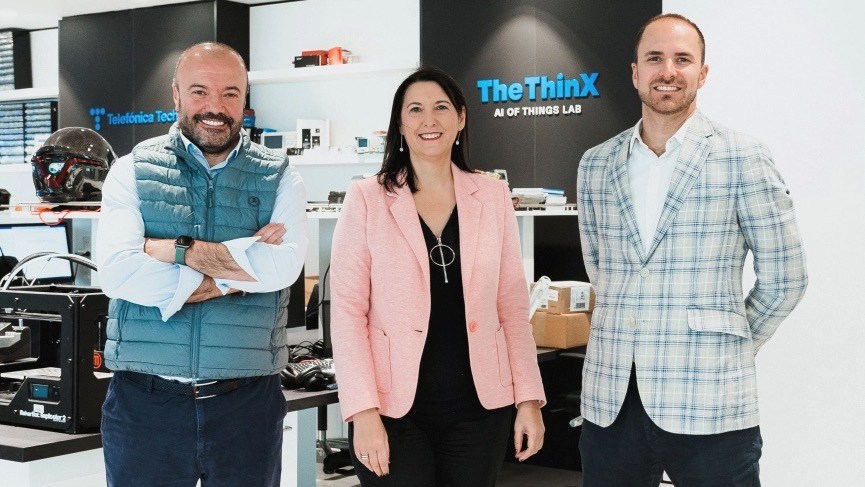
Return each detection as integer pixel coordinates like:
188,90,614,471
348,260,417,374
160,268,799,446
95,42,308,486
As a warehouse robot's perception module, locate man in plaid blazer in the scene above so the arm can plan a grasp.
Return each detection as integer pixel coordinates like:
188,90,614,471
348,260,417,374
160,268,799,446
576,14,807,486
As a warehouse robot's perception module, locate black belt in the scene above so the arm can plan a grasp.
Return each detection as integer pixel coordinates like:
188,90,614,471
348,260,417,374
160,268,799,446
121,371,261,400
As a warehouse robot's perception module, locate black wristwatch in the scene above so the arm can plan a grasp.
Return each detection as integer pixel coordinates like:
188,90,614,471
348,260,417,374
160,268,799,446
174,235,194,265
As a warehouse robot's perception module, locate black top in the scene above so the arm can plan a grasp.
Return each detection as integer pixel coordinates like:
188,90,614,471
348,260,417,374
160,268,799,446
410,207,488,421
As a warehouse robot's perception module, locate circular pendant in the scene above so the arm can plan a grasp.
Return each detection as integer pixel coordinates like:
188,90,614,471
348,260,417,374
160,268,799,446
429,243,455,268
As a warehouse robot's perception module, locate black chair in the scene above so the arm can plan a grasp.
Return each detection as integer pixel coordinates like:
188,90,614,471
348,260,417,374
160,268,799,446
0,251,19,284
319,406,353,475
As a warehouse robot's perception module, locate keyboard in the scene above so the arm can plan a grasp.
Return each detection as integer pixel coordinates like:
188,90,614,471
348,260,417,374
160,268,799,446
286,358,334,375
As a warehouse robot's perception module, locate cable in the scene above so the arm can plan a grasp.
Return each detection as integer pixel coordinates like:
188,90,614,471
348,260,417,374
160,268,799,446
287,339,327,362
0,252,97,290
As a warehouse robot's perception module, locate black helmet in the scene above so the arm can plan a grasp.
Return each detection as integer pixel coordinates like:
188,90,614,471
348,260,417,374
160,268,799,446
31,127,116,203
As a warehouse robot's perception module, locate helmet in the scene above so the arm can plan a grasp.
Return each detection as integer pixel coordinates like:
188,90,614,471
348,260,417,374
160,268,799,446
31,127,116,203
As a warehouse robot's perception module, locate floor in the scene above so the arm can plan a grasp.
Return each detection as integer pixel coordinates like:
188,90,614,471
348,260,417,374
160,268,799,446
316,461,583,487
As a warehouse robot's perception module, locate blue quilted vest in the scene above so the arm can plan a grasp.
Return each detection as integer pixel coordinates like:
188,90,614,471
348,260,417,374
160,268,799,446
104,124,291,379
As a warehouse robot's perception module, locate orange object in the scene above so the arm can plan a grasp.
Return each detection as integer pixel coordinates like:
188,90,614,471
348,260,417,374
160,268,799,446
93,350,104,370
327,47,348,65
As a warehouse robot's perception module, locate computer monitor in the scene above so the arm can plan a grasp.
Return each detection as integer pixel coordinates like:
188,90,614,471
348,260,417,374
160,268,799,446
0,223,73,283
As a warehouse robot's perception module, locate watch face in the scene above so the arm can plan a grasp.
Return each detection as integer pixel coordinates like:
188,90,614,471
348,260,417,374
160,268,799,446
176,235,194,248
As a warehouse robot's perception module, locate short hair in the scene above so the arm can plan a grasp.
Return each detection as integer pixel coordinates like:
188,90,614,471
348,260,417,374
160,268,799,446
377,66,472,193
634,13,706,64
172,42,249,93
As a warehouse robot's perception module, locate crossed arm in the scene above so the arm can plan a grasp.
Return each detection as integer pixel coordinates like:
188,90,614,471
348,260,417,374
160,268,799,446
142,222,287,303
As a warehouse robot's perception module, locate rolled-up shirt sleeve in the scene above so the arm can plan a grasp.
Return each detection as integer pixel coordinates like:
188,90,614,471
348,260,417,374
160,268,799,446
213,167,308,293
95,155,204,321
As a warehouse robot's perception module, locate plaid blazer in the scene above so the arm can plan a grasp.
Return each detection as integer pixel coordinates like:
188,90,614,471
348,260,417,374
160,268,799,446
576,110,807,434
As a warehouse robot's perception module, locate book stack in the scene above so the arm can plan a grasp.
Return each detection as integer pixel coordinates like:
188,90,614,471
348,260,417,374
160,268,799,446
511,188,566,206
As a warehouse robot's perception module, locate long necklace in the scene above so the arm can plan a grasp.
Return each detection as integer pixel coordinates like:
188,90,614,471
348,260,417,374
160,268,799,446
429,234,456,283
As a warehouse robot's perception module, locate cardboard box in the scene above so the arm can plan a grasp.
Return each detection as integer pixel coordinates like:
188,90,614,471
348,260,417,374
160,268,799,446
304,276,318,308
531,311,591,349
539,281,595,315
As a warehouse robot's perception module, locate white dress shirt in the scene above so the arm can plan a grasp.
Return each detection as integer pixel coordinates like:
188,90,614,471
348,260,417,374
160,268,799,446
96,134,308,322
626,114,695,253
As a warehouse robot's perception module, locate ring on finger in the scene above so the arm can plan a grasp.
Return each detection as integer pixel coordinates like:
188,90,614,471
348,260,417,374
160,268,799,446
360,453,370,460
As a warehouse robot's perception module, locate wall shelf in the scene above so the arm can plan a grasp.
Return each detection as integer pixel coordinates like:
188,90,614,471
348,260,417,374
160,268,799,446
291,159,382,166
0,87,59,103
248,62,417,85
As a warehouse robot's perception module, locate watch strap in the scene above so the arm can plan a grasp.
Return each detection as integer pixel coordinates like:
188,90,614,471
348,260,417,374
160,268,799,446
175,245,187,266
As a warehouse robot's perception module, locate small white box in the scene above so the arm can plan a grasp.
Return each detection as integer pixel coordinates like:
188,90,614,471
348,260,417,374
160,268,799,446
538,281,595,314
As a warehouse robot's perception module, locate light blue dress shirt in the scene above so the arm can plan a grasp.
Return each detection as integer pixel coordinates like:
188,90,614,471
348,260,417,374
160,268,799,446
626,114,695,253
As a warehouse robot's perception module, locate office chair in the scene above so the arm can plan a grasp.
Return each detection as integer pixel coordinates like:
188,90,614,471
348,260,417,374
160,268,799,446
319,406,353,475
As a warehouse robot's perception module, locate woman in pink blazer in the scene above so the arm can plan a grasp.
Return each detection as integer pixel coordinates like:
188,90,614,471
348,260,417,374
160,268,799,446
330,67,546,486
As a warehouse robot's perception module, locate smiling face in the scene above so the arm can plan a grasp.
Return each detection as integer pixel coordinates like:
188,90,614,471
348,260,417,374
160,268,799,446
172,46,247,163
632,17,708,117
400,81,466,166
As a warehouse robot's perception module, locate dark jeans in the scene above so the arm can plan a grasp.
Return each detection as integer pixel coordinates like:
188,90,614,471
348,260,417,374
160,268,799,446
349,408,514,487
579,365,763,487
101,371,287,487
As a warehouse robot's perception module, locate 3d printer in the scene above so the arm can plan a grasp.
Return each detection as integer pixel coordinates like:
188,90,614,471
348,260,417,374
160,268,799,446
0,254,109,433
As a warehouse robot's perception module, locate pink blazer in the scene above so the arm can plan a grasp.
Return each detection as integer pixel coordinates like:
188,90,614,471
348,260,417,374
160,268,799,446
330,165,546,421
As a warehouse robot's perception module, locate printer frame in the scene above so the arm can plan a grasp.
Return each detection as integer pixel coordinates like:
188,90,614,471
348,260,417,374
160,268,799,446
0,285,109,433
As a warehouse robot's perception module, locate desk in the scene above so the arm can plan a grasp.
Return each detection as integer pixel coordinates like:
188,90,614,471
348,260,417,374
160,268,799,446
536,346,561,363
0,386,338,487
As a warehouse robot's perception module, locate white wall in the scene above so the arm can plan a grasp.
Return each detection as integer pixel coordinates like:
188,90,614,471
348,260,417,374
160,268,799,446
0,28,58,203
249,0,420,277
249,0,419,149
664,2,865,485
29,28,58,88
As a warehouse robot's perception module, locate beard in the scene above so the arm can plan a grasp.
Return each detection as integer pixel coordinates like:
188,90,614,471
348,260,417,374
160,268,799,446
177,102,241,155
638,78,697,116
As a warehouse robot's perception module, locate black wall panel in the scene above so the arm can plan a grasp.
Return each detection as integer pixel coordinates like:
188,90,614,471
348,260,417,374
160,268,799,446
130,2,216,145
422,0,660,281
215,0,250,67
12,30,32,89
59,10,137,153
58,1,249,156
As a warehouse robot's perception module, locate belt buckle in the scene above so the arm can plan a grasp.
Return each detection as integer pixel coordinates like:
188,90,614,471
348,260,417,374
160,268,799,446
193,380,218,400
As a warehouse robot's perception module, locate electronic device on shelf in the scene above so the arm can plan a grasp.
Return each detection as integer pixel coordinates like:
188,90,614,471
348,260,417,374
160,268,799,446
0,223,73,284
261,131,297,152
293,55,321,68
297,119,329,151
355,136,369,153
301,50,328,65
